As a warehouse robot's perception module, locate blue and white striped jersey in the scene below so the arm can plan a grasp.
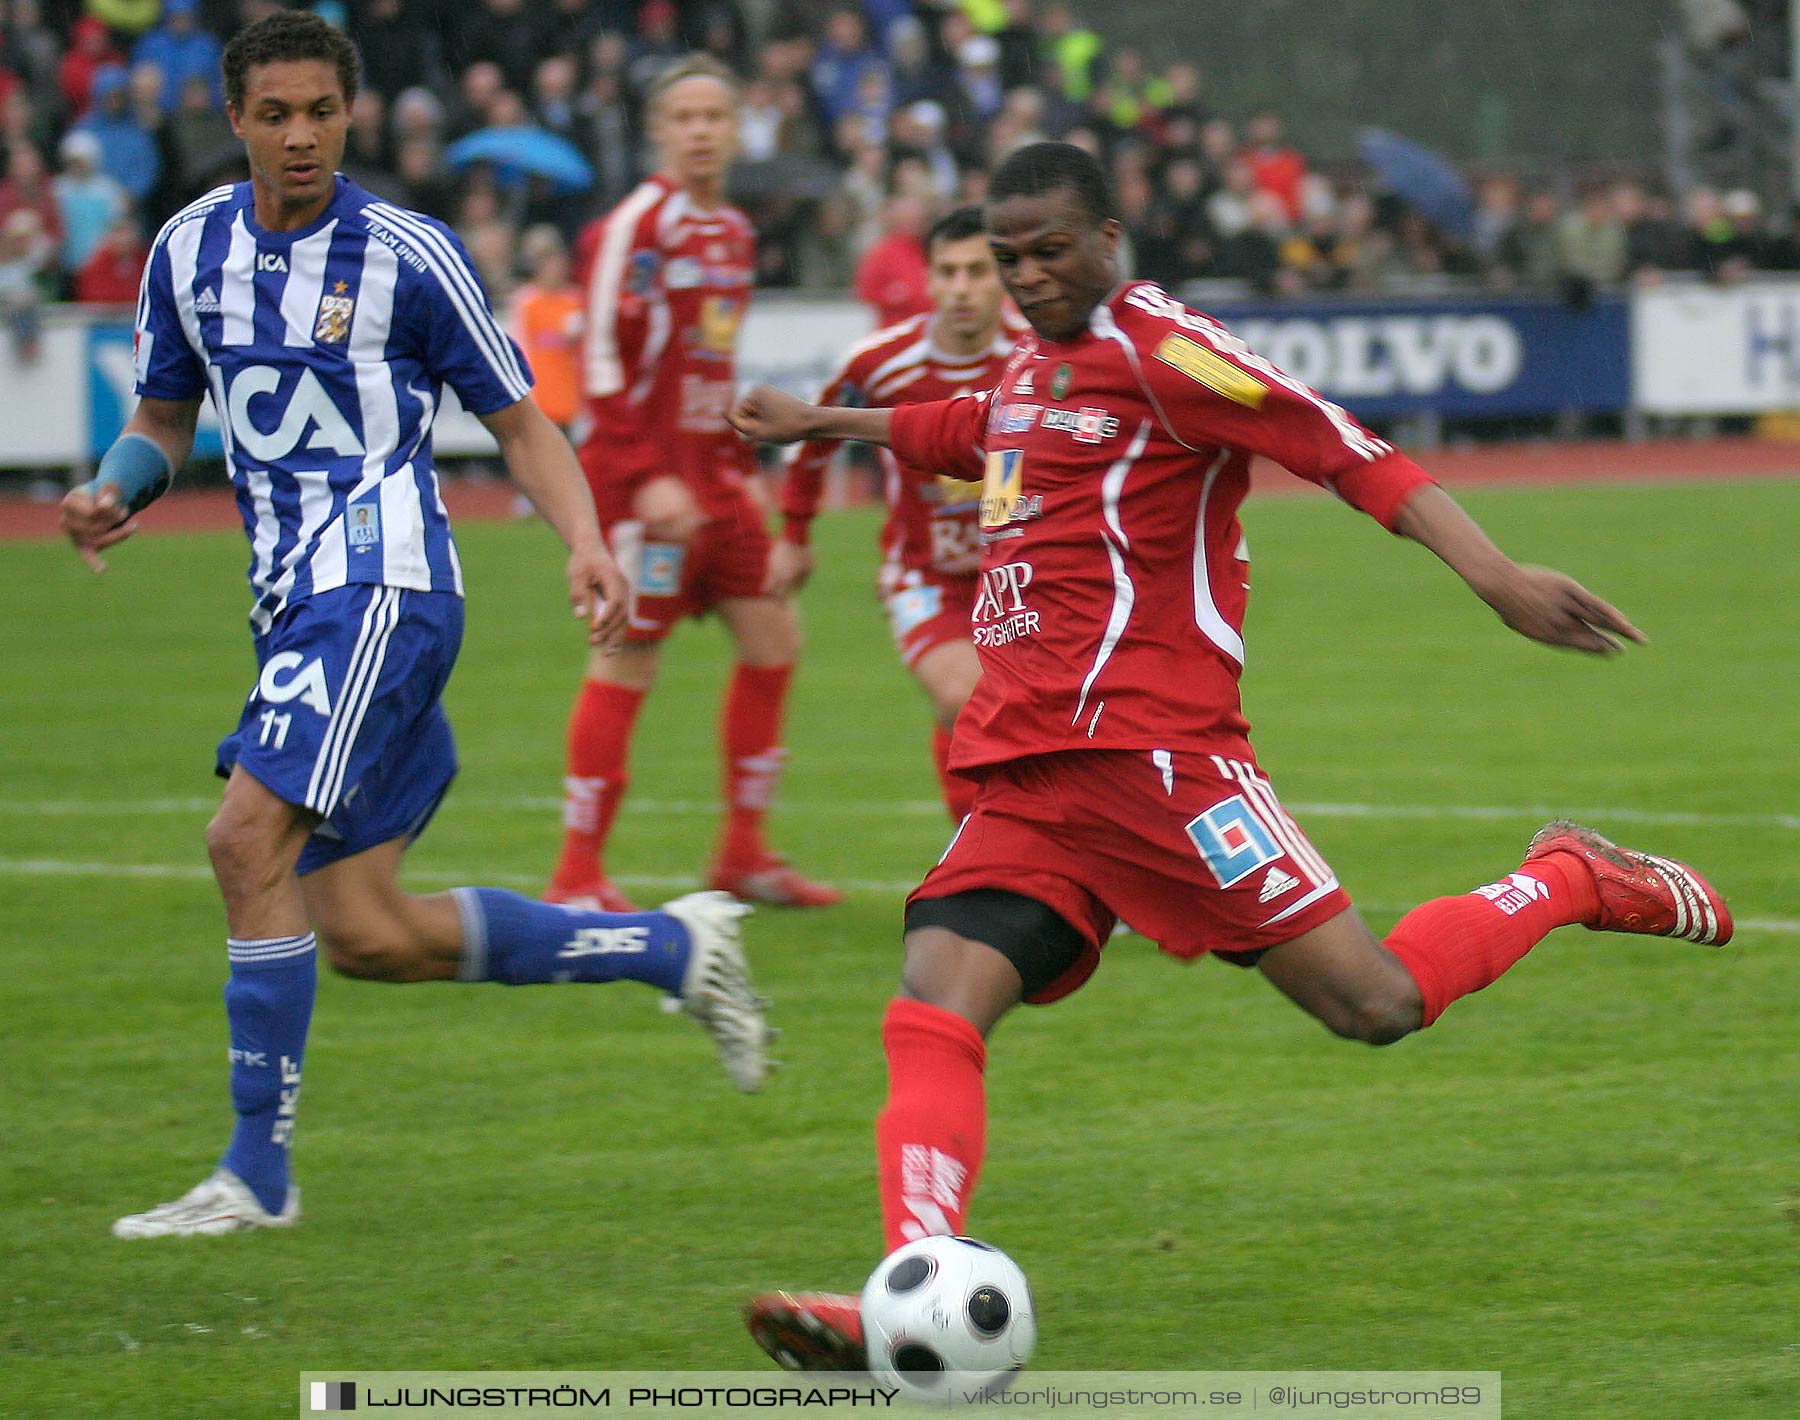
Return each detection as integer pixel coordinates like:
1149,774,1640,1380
134,175,533,633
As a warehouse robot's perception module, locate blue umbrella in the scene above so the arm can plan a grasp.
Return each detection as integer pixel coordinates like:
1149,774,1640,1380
1356,127,1473,238
445,126,593,194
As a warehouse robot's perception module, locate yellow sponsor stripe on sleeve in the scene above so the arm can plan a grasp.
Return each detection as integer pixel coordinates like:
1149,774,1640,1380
1154,333,1268,409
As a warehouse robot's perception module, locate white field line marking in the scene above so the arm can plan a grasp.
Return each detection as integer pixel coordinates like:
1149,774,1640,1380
0,857,1793,937
0,795,1796,831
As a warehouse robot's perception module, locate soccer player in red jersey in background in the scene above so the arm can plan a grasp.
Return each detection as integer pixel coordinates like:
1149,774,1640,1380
549,56,838,911
769,206,1027,822
729,142,1733,1369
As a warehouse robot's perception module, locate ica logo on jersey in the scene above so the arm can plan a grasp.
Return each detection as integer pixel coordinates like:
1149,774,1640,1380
255,250,289,273
225,364,365,462
256,652,334,716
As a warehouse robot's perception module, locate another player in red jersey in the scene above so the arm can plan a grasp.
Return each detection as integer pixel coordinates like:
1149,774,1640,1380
548,56,839,911
728,142,1734,1370
770,207,1027,821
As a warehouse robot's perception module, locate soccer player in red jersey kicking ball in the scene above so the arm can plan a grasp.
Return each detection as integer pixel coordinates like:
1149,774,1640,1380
769,206,1027,822
548,56,838,912
728,143,1733,1369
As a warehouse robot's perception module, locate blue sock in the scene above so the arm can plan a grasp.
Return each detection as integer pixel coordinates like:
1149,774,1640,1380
453,888,691,993
218,933,316,1215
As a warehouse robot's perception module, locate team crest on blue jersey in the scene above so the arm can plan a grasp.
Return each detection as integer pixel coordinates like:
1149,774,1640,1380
314,281,355,344
1186,795,1281,887
639,541,685,596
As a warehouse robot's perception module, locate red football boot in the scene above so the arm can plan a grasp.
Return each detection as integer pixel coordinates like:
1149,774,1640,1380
1524,820,1733,945
544,877,639,913
710,856,843,909
745,1291,866,1372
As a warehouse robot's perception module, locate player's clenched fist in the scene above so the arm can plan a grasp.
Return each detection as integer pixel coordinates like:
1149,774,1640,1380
728,385,818,446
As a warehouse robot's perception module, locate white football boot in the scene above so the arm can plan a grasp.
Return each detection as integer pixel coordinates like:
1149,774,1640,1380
661,891,773,1093
112,1167,299,1239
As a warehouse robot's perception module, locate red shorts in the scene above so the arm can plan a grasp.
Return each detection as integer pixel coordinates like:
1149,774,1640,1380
605,488,772,645
880,566,977,669
908,746,1351,1003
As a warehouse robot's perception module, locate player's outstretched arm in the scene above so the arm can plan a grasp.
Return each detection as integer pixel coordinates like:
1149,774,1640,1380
1392,483,1646,655
480,396,629,651
61,395,200,573
729,384,895,448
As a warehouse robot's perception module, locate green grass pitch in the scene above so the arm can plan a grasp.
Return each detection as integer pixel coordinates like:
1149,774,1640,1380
2,477,1796,1417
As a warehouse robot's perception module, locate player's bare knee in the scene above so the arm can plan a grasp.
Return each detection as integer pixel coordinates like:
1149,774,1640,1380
204,813,286,898
1335,989,1420,1046
897,948,966,1010
316,923,409,981
744,617,800,666
898,925,1024,1034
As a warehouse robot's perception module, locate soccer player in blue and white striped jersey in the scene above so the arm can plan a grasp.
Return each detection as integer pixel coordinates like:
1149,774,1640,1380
60,12,772,1241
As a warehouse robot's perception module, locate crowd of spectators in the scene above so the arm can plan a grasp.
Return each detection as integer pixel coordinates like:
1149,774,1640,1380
3,0,1800,359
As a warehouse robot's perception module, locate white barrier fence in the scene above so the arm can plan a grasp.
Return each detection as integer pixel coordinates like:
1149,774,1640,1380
1633,280,1800,414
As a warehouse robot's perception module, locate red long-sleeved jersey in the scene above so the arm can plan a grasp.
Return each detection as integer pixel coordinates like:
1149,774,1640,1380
888,281,1435,771
577,173,757,517
780,310,1028,585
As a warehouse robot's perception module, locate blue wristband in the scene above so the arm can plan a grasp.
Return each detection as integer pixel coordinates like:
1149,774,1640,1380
90,432,175,519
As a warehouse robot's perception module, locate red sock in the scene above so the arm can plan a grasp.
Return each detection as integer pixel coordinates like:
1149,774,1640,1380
717,662,792,867
876,998,987,1252
1384,853,1600,1027
931,726,977,821
550,679,644,889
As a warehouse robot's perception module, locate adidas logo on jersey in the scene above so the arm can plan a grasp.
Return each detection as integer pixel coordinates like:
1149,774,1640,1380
194,286,220,313
1012,370,1034,394
1258,865,1301,903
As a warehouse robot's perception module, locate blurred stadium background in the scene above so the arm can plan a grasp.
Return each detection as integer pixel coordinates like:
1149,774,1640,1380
3,3,1799,1417
1,0,1799,476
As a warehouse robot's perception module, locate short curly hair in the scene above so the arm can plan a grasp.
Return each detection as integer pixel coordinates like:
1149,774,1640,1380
989,142,1114,227
221,10,360,113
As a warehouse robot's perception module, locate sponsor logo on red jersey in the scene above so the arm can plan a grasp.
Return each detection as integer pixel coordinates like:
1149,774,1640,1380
1041,406,1121,444
979,449,1043,528
994,402,1041,434
971,560,1040,647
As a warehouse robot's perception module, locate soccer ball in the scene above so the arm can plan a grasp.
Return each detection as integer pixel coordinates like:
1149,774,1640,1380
860,1235,1037,1401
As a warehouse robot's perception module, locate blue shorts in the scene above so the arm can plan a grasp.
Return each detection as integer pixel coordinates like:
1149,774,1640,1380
216,585,465,875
